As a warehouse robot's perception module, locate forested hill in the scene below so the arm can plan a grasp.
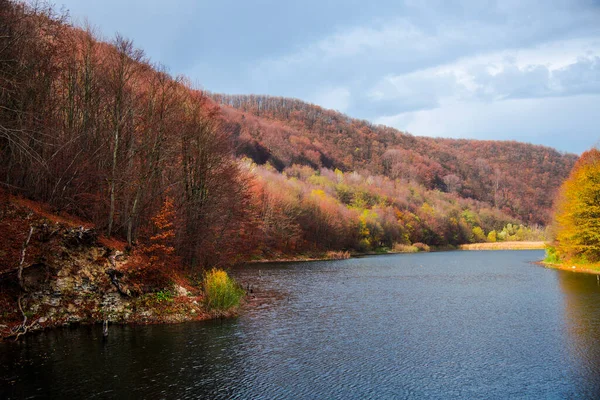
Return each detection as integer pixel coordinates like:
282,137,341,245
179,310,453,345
210,94,578,225
0,0,578,270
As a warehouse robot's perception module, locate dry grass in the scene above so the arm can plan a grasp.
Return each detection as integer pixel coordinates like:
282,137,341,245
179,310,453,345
325,251,351,260
459,241,546,250
392,244,419,253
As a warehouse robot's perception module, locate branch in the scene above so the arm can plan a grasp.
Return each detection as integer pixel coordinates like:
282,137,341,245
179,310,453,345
17,225,34,291
10,294,39,341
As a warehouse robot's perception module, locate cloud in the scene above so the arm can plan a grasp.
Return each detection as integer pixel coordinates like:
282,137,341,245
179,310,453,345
54,0,600,153
554,56,600,96
251,0,600,80
365,40,600,125
375,94,600,153
368,69,462,112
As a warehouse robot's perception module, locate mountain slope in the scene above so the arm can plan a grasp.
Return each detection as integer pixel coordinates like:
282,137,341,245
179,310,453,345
0,0,576,271
211,94,578,224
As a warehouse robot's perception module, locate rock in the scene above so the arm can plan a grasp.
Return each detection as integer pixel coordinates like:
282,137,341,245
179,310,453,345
22,263,48,290
101,292,126,316
106,268,131,297
44,297,60,307
65,227,98,248
54,277,74,292
67,315,81,323
174,285,189,297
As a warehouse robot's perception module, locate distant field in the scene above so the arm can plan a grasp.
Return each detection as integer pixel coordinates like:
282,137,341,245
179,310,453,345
459,241,547,251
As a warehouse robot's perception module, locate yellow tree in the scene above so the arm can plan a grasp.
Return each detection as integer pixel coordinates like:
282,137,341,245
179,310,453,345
554,149,600,262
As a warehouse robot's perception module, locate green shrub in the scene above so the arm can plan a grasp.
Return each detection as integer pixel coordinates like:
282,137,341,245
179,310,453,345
472,226,486,242
203,268,245,312
155,290,174,303
544,246,560,264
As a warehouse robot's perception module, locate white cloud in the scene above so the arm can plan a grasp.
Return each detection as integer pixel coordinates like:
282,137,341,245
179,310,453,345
367,38,600,110
58,0,600,153
251,0,600,83
375,94,600,152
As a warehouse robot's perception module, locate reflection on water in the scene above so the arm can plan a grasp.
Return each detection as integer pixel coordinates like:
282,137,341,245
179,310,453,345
0,321,246,398
557,270,600,398
2,251,600,399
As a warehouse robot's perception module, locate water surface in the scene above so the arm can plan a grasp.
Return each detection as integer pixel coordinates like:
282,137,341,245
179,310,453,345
2,250,600,399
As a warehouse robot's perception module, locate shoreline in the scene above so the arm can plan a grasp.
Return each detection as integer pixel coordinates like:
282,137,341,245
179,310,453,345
0,292,239,341
2,242,550,341
537,261,600,275
249,242,546,264
0,310,231,342
459,241,546,251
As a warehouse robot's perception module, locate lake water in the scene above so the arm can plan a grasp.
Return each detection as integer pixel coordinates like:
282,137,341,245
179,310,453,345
2,250,600,399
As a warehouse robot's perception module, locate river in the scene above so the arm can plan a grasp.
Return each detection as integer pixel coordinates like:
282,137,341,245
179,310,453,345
2,250,600,399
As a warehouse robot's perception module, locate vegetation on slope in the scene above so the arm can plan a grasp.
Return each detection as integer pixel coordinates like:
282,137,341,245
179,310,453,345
546,148,600,272
0,0,569,275
212,94,577,225
0,0,254,271
0,190,229,339
248,162,547,258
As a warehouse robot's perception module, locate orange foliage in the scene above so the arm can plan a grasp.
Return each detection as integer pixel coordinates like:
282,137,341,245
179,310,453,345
553,149,600,262
143,197,176,267
213,94,576,225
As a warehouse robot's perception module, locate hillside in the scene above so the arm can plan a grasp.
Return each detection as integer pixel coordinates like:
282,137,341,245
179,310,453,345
211,94,577,225
0,0,574,271
0,190,214,339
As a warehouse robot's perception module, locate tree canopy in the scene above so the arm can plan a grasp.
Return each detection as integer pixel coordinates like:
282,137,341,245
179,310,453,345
554,149,600,262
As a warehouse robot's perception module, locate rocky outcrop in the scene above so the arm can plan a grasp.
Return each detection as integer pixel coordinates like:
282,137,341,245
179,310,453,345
0,193,245,340
0,203,209,340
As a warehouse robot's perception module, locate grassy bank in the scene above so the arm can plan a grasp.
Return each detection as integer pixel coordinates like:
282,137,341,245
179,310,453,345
541,247,600,274
540,261,600,275
459,241,546,251
248,241,545,264
248,245,438,264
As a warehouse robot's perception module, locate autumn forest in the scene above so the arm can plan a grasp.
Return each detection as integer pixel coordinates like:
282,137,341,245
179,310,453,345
0,0,578,276
5,1,600,398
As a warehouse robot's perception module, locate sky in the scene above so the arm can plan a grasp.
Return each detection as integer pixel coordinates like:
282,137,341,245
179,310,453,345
54,0,600,154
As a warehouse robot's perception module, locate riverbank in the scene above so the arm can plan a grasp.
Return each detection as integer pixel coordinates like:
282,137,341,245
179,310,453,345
0,194,239,341
0,241,235,341
250,242,545,264
539,261,600,275
247,249,423,264
0,261,239,341
459,241,546,251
